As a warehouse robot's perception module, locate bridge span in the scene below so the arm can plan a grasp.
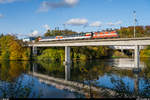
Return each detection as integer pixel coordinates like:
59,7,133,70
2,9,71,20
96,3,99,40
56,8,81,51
28,37,150,69
29,37,150,47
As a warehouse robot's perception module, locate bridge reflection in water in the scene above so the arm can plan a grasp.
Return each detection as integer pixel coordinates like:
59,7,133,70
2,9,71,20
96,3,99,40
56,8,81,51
29,59,143,98
30,63,115,98
111,58,146,69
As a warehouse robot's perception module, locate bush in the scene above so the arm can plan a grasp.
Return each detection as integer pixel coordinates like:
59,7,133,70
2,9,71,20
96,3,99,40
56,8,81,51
37,48,65,62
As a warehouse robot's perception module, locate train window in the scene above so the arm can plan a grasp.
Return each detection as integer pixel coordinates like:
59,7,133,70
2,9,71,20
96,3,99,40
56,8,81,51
78,33,82,36
72,34,75,37
75,34,78,36
82,33,85,36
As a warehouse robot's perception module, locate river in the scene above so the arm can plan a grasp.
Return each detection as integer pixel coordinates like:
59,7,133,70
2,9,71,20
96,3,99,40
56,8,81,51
0,58,150,98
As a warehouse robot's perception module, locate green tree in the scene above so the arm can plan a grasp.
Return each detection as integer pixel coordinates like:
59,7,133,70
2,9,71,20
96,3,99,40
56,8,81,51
44,29,77,37
44,30,52,37
37,48,65,61
0,33,4,38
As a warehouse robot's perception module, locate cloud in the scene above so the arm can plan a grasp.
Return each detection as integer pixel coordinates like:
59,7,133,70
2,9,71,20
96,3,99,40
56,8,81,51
115,21,122,25
0,0,25,4
0,14,3,18
89,21,102,27
38,0,79,12
30,30,39,37
0,0,16,4
64,0,79,6
107,21,122,26
66,18,88,26
43,24,50,30
107,22,115,26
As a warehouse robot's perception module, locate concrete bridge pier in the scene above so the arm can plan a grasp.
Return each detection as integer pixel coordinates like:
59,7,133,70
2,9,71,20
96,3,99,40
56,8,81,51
64,46,71,65
32,46,37,56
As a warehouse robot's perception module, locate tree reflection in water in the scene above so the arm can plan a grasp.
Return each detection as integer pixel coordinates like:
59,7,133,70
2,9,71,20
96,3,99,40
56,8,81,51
110,75,134,97
36,60,114,98
139,58,150,98
140,78,150,97
0,61,35,98
1,58,150,98
36,59,150,98
0,75,34,98
109,69,150,98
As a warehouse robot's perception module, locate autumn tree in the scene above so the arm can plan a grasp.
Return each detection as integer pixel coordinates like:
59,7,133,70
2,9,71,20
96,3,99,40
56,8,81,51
0,35,30,60
118,25,150,38
145,26,150,35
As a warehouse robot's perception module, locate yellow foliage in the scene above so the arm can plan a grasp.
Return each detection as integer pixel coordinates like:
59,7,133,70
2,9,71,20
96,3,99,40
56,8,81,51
140,50,150,57
9,41,22,60
0,35,30,60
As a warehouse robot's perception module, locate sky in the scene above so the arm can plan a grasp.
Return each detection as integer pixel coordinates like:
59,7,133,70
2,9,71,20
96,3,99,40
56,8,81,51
0,0,150,37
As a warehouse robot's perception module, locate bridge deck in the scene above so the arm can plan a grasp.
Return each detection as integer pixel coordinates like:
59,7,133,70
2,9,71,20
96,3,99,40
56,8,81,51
28,37,150,47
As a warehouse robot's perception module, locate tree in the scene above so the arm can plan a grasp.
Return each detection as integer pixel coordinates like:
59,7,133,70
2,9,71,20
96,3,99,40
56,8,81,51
0,35,30,60
44,30,52,37
44,29,77,37
145,26,150,35
0,33,4,38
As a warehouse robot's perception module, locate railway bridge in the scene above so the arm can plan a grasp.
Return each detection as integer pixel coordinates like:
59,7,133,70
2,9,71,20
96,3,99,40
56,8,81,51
28,37,150,69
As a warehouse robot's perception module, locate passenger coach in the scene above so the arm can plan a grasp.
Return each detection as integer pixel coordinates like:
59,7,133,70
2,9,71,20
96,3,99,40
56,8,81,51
38,30,119,42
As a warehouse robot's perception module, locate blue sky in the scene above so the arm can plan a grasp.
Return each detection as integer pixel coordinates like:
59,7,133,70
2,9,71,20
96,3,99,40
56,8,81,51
0,0,149,37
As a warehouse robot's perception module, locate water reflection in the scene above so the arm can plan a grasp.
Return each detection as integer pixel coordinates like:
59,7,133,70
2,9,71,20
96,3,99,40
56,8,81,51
112,58,146,69
35,58,150,98
65,64,70,81
0,61,84,98
0,61,28,82
0,61,33,98
0,58,150,98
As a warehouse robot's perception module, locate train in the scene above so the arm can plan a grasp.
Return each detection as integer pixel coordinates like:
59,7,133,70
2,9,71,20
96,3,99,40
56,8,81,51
23,37,36,42
38,30,119,42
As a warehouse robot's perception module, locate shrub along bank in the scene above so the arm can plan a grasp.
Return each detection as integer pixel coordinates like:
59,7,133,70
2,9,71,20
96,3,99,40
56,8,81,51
36,46,113,62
